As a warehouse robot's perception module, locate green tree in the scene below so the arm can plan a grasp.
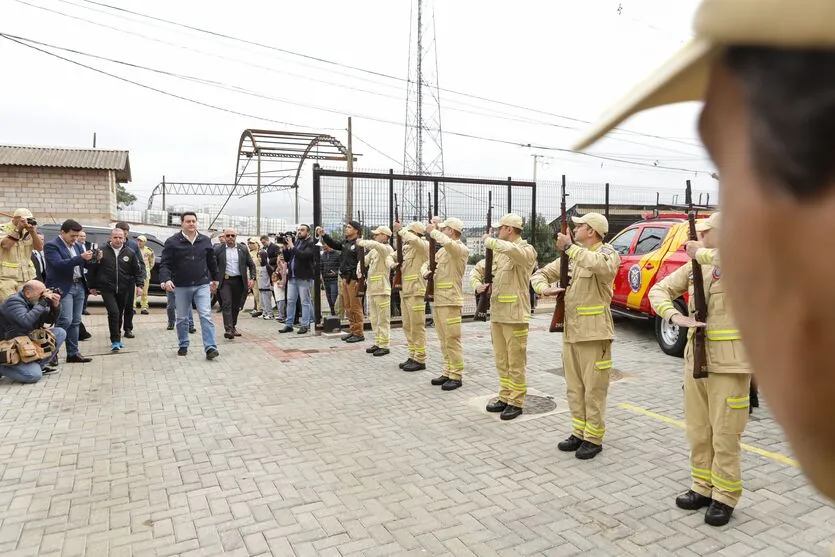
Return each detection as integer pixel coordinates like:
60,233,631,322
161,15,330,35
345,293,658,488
468,253,483,265
116,183,136,210
523,213,557,267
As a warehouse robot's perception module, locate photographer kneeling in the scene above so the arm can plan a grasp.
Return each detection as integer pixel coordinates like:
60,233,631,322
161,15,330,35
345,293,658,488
0,280,64,383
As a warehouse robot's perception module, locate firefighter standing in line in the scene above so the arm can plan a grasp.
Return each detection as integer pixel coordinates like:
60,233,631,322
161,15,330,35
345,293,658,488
247,237,262,317
533,212,619,460
136,235,155,315
357,226,396,357
392,220,429,372
423,216,469,390
469,213,537,421
0,208,41,303
649,212,751,527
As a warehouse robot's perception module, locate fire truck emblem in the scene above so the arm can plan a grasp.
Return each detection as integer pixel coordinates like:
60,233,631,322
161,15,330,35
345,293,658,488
628,264,642,293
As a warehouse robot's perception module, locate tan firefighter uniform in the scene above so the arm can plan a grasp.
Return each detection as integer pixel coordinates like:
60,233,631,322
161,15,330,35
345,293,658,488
470,214,537,408
358,229,396,350
649,237,751,509
532,223,619,446
138,239,155,311
248,240,262,312
422,218,469,381
397,223,429,364
0,215,37,303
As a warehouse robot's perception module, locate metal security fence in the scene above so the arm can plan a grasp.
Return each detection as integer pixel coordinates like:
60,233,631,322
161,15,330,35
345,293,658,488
311,165,537,325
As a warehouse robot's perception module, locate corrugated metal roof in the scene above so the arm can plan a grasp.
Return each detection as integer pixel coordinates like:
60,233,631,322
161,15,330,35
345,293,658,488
0,145,131,182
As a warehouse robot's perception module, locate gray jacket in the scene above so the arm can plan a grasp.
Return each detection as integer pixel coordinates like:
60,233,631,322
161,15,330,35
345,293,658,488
0,291,57,340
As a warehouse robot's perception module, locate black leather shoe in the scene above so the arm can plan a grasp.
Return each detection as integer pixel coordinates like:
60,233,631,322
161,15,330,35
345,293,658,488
675,490,712,510
297,327,309,334
500,405,523,420
431,375,450,385
441,379,462,391
486,400,508,413
224,331,234,339
575,441,603,460
206,348,219,360
403,361,426,372
279,326,293,333
373,348,390,357
341,333,353,341
78,331,92,341
189,327,197,334
82,310,91,316
177,347,188,356
233,329,242,337
167,323,175,330
557,435,584,452
124,330,135,338
345,335,365,343
365,345,380,354
399,358,414,369
704,500,734,526
67,354,92,363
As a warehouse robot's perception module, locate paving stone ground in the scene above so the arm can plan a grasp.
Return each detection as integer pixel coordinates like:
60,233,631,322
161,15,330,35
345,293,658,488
0,298,833,556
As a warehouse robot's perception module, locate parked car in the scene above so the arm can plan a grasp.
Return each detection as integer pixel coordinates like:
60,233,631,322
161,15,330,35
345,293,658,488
37,224,167,297
607,214,712,357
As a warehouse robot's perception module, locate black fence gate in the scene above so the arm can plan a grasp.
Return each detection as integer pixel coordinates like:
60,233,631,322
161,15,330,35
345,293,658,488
311,165,537,325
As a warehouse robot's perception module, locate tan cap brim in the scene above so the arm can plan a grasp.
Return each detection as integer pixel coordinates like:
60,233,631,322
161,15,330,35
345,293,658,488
573,38,718,151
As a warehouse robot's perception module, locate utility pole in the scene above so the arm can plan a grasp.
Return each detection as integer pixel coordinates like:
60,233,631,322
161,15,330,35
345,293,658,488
256,152,262,235
92,132,97,148
346,116,354,222
532,154,542,183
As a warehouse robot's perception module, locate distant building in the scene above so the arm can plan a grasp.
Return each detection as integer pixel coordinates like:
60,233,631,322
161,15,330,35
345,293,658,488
0,144,131,226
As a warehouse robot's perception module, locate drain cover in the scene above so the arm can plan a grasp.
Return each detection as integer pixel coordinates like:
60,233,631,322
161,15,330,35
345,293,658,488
545,367,625,382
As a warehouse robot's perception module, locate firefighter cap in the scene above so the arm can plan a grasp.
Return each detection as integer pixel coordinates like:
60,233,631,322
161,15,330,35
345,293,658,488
572,212,609,237
407,221,425,234
136,235,147,242
442,218,464,233
695,212,721,232
13,208,33,218
572,0,835,151
498,213,523,229
371,225,393,237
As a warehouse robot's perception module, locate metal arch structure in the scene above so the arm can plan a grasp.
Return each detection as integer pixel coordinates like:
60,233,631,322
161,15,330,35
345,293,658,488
146,179,292,210
235,129,359,229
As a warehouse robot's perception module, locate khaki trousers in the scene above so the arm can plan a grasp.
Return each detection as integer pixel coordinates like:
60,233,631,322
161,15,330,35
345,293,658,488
368,294,391,348
491,322,529,408
684,348,751,507
251,286,260,311
139,277,151,310
340,279,364,336
564,340,612,445
0,278,20,304
434,305,463,380
402,295,427,364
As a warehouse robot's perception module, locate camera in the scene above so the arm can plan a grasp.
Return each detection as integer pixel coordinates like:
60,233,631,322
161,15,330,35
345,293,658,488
26,217,37,227
51,287,62,297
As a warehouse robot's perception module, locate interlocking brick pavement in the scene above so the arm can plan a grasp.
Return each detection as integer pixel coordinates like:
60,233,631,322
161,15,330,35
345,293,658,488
0,300,832,556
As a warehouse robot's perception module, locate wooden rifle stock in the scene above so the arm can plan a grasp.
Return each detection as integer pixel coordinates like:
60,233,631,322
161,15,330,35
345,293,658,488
356,212,368,299
425,193,436,302
550,176,569,332
474,191,493,321
393,194,403,290
686,181,709,379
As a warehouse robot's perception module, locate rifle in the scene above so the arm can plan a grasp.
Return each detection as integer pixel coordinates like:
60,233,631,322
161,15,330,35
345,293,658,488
686,180,709,379
356,210,368,299
474,191,493,321
550,176,569,333
393,194,403,290
424,192,436,302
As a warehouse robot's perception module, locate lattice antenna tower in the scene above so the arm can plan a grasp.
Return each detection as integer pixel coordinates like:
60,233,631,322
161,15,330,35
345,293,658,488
402,0,446,220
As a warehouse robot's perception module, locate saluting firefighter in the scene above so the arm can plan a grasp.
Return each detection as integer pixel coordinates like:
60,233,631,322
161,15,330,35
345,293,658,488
392,220,429,372
423,216,469,390
649,212,751,527
533,213,619,460
469,214,537,420
357,226,397,357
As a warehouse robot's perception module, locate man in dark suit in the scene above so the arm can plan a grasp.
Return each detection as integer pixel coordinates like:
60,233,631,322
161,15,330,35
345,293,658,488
31,233,46,282
43,219,95,363
214,228,256,339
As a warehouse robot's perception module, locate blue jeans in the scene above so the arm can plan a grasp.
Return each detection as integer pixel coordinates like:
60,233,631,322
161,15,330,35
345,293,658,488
324,280,339,314
174,284,216,351
167,291,194,328
56,282,86,357
0,327,66,383
285,278,313,327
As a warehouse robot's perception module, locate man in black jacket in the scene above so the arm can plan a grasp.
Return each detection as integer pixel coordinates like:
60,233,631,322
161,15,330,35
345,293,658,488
88,228,144,352
158,212,220,360
317,221,365,343
279,224,317,334
0,280,64,383
214,228,256,339
114,222,146,338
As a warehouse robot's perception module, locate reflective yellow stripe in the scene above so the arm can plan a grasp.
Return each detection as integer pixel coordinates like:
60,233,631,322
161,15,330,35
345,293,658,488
0,262,20,268
577,305,605,316
378,301,390,308
403,274,418,280
446,317,462,325
436,281,453,287
412,305,424,312
595,359,613,371
707,329,741,341
500,377,527,391
512,329,528,338
497,295,518,303
726,396,750,409
450,361,464,370
711,472,742,492
656,301,675,313
572,418,586,428
691,466,711,482
584,423,605,436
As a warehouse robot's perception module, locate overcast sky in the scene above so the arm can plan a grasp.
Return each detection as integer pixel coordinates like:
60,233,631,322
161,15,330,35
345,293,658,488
1,0,714,221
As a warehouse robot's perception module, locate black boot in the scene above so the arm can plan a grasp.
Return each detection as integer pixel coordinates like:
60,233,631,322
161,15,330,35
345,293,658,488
365,345,380,354
441,379,462,391
704,500,734,526
486,399,507,413
500,405,522,421
575,441,603,460
675,490,712,510
557,435,583,452
399,358,413,369
403,361,426,372
431,375,449,385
